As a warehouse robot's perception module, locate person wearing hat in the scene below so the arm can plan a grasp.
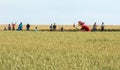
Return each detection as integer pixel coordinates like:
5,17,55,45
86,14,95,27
73,21,91,32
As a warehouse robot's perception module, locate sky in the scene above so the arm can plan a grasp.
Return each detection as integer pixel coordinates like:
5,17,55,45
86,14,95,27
0,0,120,25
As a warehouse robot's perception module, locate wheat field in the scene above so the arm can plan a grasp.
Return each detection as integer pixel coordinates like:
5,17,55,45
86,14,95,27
0,31,120,70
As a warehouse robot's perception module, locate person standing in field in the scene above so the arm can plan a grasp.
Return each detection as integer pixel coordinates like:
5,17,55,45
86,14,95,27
4,27,7,31
60,26,64,32
8,24,11,30
20,22,23,30
26,24,30,31
73,21,91,32
34,27,38,32
92,22,97,31
53,23,57,31
17,22,23,31
101,22,105,31
50,24,53,31
12,22,16,31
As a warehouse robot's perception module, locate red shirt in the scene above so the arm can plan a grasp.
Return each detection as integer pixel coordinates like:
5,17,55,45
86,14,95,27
81,24,90,31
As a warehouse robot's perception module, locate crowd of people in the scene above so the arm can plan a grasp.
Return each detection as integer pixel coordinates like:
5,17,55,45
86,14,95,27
3,21,105,32
4,22,30,31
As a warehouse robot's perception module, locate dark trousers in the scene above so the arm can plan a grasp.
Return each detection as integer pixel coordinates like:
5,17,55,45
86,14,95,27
101,27,104,31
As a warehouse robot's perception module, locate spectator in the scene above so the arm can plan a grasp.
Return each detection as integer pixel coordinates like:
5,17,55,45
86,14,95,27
60,26,64,32
18,22,23,31
92,22,97,31
50,24,53,31
34,27,38,32
101,22,105,31
8,24,11,30
4,27,7,31
53,23,57,31
26,24,30,31
12,22,16,31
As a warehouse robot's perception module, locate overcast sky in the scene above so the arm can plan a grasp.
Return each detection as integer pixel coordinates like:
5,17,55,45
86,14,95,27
0,0,120,25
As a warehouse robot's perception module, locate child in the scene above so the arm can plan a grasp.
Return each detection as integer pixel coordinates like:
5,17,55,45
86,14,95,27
4,27,7,31
34,27,38,32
